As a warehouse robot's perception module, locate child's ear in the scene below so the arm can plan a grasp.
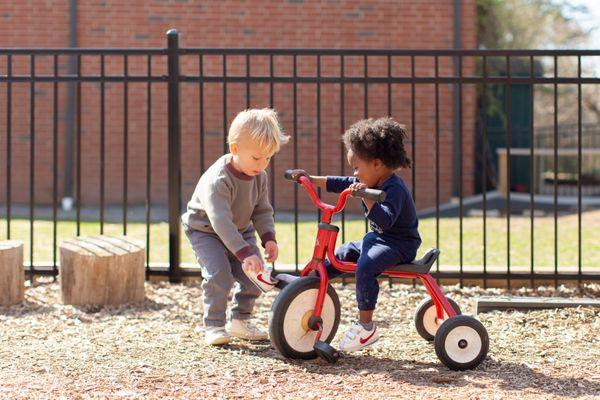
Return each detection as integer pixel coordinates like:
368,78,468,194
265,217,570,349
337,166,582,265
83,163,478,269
374,159,383,169
229,142,238,155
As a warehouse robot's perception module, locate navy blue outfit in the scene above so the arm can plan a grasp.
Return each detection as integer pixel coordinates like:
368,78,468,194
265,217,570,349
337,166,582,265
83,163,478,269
324,174,421,311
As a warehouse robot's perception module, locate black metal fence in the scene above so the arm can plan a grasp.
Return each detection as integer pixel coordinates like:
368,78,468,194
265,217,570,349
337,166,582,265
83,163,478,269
1,30,599,287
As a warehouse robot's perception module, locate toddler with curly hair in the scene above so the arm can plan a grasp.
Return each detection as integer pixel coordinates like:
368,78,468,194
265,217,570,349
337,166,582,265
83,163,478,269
305,117,421,352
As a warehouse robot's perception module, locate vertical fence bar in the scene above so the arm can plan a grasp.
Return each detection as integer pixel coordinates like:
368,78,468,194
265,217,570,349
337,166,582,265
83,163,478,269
76,55,82,235
269,55,275,210
435,55,440,277
458,55,463,288
340,55,346,243
123,55,129,235
364,55,369,233
553,55,558,289
529,55,535,288
53,55,59,279
100,54,105,234
505,55,511,289
363,55,368,118
146,54,152,275
222,54,228,154
167,29,182,282
199,54,205,174
411,55,416,202
577,55,582,286
29,55,35,280
246,54,250,108
6,55,11,239
388,54,393,287
269,55,276,271
410,55,417,288
293,54,299,272
482,56,488,289
317,55,322,222
387,54,392,117
123,56,130,233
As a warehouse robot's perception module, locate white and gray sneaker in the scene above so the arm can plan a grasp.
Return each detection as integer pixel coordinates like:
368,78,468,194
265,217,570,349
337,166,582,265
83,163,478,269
338,322,380,352
244,266,278,293
205,326,231,346
226,319,269,341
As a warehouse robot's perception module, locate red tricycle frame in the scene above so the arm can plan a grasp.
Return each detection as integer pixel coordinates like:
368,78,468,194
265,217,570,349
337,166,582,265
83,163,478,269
294,175,457,338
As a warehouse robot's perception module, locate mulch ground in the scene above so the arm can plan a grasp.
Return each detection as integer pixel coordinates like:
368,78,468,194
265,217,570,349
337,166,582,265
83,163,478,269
0,279,599,399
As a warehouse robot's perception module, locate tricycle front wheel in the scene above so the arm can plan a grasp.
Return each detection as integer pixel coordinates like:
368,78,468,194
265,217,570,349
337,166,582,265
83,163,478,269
269,276,340,360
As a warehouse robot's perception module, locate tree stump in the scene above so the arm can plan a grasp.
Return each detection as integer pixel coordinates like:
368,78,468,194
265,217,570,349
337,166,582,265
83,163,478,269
59,235,145,306
0,241,24,306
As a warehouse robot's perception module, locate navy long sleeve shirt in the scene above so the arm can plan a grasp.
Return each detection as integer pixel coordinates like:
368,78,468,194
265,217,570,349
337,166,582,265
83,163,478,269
326,174,422,251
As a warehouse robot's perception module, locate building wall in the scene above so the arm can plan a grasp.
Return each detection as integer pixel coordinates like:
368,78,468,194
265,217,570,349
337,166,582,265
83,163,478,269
0,0,477,213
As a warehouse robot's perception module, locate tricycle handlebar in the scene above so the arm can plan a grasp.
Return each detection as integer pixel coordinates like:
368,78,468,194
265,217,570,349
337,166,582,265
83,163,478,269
284,169,308,182
283,169,386,216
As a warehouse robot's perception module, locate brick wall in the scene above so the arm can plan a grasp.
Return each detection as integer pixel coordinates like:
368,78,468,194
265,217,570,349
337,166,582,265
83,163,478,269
0,0,477,213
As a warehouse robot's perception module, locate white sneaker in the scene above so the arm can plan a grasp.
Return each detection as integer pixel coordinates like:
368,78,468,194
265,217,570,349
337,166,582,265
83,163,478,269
244,265,278,293
339,322,380,352
226,319,269,341
205,326,231,346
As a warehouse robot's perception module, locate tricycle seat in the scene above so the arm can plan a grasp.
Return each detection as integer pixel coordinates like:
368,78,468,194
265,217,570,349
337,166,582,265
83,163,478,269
385,248,440,274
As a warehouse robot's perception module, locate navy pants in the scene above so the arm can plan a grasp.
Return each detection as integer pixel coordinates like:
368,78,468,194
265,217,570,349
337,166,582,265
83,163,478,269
324,232,416,311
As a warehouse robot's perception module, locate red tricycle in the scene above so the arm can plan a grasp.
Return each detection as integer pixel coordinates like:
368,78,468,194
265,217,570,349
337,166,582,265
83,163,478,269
268,170,489,371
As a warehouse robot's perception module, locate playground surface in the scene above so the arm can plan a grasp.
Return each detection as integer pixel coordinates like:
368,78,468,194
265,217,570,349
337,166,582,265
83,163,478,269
0,280,598,399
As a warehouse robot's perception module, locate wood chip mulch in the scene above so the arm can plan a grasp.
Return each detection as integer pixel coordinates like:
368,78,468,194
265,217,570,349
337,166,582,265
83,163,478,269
0,279,598,399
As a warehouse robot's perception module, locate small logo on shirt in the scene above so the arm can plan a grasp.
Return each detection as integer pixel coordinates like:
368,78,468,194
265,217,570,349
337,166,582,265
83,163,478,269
370,221,383,234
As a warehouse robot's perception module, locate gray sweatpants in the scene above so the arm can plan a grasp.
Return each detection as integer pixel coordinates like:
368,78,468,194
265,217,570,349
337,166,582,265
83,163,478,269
184,227,262,327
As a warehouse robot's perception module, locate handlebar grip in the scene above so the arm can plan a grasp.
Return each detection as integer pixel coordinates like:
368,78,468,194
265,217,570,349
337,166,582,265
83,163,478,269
284,169,308,182
353,188,386,202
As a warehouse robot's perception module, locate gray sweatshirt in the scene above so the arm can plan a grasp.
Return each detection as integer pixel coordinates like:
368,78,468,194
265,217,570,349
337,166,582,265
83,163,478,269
181,154,276,261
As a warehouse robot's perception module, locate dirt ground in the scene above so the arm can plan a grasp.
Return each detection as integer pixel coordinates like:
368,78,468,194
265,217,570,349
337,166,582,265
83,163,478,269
0,279,599,400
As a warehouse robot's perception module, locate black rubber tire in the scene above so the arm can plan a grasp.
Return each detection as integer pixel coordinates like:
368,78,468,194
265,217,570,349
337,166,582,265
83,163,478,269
269,276,341,360
414,297,461,341
434,315,489,371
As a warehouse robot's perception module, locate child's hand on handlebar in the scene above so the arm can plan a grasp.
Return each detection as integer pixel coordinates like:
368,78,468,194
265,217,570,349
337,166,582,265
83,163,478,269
349,182,376,210
349,182,368,192
264,240,279,263
242,254,264,273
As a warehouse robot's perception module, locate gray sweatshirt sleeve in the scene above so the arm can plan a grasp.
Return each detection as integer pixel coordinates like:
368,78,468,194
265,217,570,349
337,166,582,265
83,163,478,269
251,175,276,247
201,180,255,261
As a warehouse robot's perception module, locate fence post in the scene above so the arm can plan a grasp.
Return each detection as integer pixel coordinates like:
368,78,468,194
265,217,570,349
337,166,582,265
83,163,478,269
167,29,182,282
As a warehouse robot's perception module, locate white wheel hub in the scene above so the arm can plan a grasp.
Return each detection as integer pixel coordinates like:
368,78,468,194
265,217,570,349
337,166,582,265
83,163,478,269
423,304,449,336
282,288,336,353
444,325,482,364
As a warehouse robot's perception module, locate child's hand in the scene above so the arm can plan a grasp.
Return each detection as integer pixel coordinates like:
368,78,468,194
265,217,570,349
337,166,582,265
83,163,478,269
264,241,279,263
349,182,375,210
349,182,368,192
242,255,264,274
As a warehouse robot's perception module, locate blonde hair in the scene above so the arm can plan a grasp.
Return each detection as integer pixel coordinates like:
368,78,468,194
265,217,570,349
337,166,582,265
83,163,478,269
227,108,289,155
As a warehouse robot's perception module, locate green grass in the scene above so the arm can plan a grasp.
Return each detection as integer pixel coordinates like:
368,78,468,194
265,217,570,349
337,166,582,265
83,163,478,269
1,211,598,271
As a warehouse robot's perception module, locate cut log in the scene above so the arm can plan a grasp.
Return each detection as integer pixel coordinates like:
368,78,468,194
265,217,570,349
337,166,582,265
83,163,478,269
59,235,145,306
0,241,24,306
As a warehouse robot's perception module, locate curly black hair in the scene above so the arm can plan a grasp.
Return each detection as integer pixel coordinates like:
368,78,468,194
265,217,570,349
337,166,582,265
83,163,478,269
343,117,411,169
